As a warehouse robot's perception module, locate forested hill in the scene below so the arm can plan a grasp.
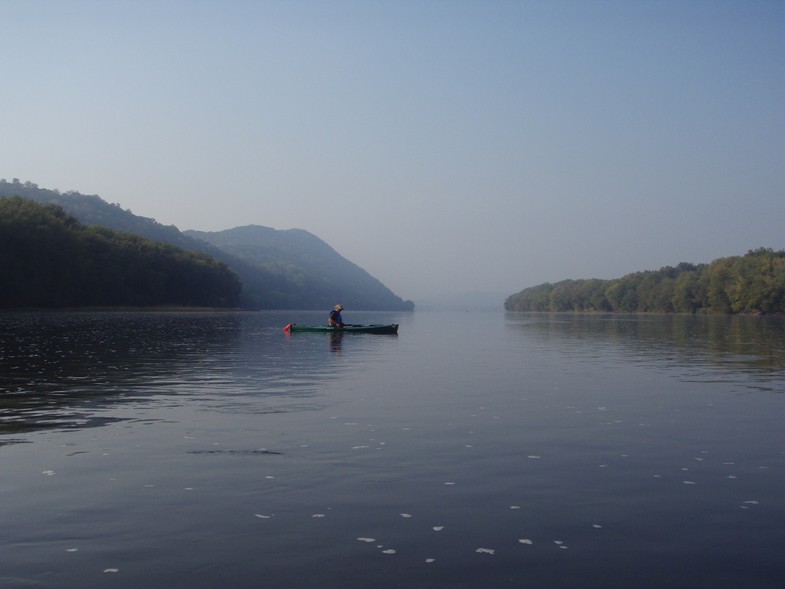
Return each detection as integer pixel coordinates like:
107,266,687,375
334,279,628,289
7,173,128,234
0,179,191,248
185,226,414,311
0,197,240,308
0,179,413,310
505,249,785,315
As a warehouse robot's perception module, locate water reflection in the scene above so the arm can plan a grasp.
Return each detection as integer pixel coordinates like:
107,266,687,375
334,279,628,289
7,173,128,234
506,312,785,390
329,331,343,354
0,312,341,439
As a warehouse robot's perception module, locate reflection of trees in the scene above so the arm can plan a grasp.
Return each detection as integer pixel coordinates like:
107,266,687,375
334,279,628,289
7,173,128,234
506,313,785,385
0,312,360,443
1,312,356,442
0,313,244,439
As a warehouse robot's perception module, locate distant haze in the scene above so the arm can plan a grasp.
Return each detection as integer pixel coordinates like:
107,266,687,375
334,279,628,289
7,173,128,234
2,0,783,303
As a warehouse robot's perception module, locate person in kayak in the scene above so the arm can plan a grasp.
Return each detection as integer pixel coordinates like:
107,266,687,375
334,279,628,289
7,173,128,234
328,304,345,328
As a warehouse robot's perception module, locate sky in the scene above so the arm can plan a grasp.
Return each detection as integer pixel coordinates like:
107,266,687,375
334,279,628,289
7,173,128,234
2,0,784,302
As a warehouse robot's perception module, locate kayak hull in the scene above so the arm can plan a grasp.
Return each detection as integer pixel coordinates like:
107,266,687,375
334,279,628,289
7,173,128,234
284,323,398,334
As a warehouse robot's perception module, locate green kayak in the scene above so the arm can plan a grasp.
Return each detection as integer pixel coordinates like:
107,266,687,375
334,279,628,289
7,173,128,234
284,323,398,334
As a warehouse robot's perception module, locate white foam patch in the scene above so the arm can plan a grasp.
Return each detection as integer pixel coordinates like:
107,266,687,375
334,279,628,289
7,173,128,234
312,514,326,518
518,539,533,545
433,526,444,531
254,514,272,519
42,470,55,476
510,506,521,510
103,568,119,573
382,549,396,554
683,481,696,485
476,548,495,555
357,537,375,543
426,558,436,563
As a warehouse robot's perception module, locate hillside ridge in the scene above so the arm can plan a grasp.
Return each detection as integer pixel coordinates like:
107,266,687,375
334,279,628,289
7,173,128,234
0,179,413,310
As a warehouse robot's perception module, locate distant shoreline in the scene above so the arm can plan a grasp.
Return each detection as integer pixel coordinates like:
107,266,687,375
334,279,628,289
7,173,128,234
504,309,783,317
0,306,248,313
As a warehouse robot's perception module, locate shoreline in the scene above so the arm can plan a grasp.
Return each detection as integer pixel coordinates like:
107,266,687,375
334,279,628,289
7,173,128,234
0,306,250,313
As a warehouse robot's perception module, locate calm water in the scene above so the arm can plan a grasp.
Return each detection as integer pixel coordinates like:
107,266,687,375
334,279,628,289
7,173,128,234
1,311,783,588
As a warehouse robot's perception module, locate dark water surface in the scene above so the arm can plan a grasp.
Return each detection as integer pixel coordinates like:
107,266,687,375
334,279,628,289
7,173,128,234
1,311,783,588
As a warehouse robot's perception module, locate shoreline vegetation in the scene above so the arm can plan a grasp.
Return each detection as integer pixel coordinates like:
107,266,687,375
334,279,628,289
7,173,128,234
505,248,785,315
0,306,245,313
0,197,241,309
0,181,414,311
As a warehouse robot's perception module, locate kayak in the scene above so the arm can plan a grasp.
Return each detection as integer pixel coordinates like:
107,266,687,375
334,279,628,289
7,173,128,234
284,323,398,334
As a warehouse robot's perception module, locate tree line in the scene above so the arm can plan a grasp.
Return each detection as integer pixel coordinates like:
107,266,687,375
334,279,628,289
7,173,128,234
1,180,415,311
0,197,241,308
504,249,785,314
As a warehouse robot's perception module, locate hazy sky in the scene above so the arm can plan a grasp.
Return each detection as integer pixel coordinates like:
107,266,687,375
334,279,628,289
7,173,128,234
2,0,783,302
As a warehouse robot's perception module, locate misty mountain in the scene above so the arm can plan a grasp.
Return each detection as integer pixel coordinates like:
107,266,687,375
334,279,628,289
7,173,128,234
0,179,414,310
0,180,194,247
185,226,414,311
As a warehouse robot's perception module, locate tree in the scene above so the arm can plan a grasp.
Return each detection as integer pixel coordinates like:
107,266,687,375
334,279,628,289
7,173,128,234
0,197,241,308
505,251,784,314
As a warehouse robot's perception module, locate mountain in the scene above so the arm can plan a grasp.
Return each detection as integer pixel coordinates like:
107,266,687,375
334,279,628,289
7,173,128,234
0,179,193,247
0,197,240,308
0,179,414,310
185,226,414,310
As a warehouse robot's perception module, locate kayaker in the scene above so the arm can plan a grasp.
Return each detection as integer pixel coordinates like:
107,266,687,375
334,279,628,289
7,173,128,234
328,304,345,328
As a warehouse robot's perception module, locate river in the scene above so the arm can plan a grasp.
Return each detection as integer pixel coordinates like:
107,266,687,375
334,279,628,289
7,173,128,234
1,310,783,588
